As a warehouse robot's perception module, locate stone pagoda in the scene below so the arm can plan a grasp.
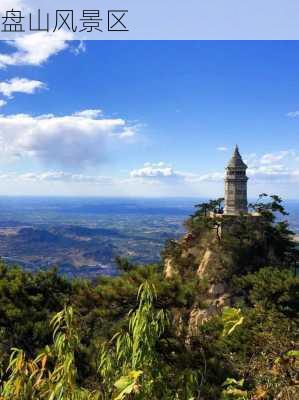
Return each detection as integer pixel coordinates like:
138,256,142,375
224,145,248,215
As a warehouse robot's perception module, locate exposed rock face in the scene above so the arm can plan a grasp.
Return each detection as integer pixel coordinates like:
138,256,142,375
185,245,202,259
164,229,232,334
188,307,214,336
187,287,231,338
164,257,177,279
208,282,226,297
197,248,213,277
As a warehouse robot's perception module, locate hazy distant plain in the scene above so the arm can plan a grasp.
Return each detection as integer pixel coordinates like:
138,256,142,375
0,197,297,277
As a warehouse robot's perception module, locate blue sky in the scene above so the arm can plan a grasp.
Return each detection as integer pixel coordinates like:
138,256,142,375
0,38,299,198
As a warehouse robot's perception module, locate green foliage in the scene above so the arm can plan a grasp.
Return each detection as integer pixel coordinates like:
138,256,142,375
0,264,71,359
0,194,297,399
184,194,297,279
0,282,246,400
193,198,224,217
221,307,244,337
113,370,143,400
1,306,98,400
234,266,299,317
1,263,297,399
115,257,136,273
219,195,296,276
217,305,298,398
99,281,173,399
221,378,248,400
185,198,224,238
161,239,182,263
249,193,288,219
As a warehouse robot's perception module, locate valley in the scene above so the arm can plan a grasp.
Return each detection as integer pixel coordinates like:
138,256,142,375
0,196,297,277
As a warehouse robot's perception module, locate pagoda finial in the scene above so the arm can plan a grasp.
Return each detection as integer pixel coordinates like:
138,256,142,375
234,144,240,156
227,145,247,169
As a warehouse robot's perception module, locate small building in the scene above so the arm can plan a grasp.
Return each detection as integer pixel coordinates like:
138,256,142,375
224,146,248,215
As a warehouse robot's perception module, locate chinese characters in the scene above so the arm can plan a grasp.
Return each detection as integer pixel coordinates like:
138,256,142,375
1,9,129,33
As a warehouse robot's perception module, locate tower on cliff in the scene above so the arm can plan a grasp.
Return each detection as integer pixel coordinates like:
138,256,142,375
224,145,248,215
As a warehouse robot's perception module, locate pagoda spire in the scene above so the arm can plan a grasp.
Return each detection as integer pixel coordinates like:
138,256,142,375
227,144,247,169
224,146,248,215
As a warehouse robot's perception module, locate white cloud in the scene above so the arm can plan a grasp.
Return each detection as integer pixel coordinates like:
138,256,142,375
4,171,113,184
217,146,228,152
259,150,294,165
286,110,299,118
0,100,7,108
129,163,206,190
130,162,228,184
193,172,224,182
70,41,86,55
243,153,258,167
199,149,299,184
0,0,25,14
119,126,137,138
0,110,137,167
0,77,46,98
0,31,73,69
170,149,299,187
242,150,299,182
130,162,179,179
247,167,299,182
74,109,102,119
99,148,299,191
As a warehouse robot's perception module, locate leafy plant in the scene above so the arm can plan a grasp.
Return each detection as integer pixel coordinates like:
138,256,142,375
1,307,98,400
98,281,172,399
221,378,248,400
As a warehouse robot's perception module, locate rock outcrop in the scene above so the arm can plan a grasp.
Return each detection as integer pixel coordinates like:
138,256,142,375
164,228,232,334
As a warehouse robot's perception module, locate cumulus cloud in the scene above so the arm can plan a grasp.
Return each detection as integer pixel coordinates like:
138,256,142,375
0,77,46,98
259,150,294,165
0,100,7,107
246,151,299,182
130,162,228,184
129,163,205,190
130,162,180,179
247,167,299,183
175,149,299,186
286,110,299,118
197,149,299,184
0,110,137,167
0,31,73,69
130,149,299,187
73,109,102,119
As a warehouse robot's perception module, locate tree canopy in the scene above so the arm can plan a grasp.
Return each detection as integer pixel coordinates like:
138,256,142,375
0,194,297,399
